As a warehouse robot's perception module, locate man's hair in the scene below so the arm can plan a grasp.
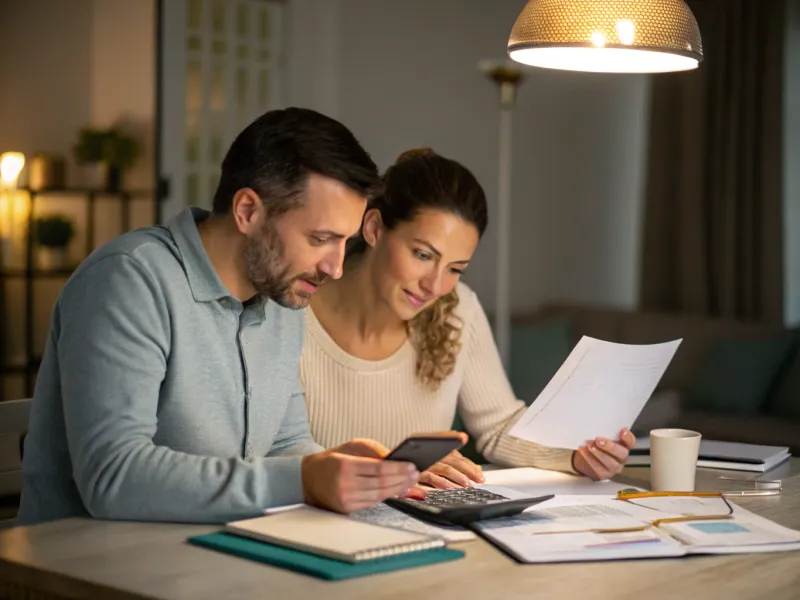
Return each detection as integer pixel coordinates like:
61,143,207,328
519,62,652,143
212,107,380,215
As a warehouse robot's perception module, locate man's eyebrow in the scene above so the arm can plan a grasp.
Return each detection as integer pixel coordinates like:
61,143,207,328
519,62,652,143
310,229,346,239
414,238,471,264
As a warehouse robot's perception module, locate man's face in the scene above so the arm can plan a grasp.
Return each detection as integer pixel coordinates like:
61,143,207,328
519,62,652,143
243,173,367,309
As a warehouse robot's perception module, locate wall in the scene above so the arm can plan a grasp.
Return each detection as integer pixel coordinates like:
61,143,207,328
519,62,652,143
285,0,342,120
0,0,94,183
90,0,157,247
91,0,157,193
287,0,651,314
784,0,800,326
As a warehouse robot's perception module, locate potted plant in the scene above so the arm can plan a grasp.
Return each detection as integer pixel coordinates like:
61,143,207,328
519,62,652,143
102,128,141,192
72,126,141,192
32,214,75,269
73,128,109,189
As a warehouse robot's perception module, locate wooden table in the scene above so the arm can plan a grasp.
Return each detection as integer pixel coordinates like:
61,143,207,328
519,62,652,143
2,461,799,600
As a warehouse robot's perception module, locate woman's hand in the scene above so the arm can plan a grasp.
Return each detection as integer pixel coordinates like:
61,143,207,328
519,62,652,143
573,428,636,481
418,450,486,489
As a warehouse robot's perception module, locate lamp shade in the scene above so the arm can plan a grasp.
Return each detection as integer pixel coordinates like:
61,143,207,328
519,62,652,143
508,0,703,73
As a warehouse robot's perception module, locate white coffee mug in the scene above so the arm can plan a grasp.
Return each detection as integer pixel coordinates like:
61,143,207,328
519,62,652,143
650,428,702,491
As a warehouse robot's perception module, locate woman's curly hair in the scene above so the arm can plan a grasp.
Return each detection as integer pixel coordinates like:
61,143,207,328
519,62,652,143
346,148,488,389
410,288,463,388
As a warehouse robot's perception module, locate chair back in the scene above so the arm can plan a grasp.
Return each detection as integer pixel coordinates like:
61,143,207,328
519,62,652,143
0,398,32,527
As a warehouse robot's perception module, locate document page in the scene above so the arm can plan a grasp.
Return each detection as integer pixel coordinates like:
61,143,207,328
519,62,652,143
648,500,800,554
508,336,681,448
472,495,686,563
481,467,644,496
473,495,800,563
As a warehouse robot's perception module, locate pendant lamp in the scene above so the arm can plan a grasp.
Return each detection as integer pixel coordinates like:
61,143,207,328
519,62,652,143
508,0,703,73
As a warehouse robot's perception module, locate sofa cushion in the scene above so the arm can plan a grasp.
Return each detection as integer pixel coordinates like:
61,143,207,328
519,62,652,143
676,410,800,455
630,389,683,435
450,412,484,464
453,316,573,465
526,304,788,393
685,333,797,415
524,304,622,348
507,316,574,404
764,340,800,420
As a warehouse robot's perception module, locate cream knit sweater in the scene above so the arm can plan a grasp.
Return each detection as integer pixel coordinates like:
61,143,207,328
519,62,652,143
300,282,576,473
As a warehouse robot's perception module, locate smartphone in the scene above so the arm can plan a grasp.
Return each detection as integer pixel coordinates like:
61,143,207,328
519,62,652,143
384,435,465,472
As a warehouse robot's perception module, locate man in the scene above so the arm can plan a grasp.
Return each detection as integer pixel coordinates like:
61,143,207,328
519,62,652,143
18,107,419,526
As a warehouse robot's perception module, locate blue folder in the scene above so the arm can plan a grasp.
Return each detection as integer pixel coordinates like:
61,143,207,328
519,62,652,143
188,532,465,581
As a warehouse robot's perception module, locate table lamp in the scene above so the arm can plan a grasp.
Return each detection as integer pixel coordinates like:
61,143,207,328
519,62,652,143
0,152,28,267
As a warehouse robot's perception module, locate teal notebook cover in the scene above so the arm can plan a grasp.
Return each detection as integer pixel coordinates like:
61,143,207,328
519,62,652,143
188,532,465,581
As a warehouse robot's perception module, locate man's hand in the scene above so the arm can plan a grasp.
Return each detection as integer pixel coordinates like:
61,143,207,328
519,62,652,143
572,428,636,481
301,439,419,513
419,450,485,489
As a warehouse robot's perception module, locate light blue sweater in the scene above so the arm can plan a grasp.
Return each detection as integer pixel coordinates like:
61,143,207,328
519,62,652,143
18,207,322,525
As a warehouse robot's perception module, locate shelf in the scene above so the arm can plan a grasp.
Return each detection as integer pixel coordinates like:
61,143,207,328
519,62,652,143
2,357,41,374
1,267,76,278
1,188,157,399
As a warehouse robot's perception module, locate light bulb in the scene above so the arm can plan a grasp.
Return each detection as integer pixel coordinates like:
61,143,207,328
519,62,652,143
0,152,26,187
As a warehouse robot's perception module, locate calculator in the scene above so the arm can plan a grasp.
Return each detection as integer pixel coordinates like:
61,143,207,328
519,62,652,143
384,487,554,526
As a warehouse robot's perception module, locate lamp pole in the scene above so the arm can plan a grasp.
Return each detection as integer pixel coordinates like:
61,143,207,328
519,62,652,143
480,61,525,370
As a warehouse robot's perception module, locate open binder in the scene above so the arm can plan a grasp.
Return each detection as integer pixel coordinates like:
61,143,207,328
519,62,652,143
468,493,800,563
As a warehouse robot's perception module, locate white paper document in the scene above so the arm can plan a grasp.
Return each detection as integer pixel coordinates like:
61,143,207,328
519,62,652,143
481,467,644,496
508,336,681,448
471,494,800,563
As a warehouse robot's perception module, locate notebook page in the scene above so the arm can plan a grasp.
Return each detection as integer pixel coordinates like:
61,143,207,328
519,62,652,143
226,505,442,562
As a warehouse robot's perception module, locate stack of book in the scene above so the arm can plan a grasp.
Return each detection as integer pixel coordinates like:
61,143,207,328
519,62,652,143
628,439,791,472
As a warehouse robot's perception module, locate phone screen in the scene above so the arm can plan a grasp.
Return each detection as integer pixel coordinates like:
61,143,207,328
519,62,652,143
384,436,464,472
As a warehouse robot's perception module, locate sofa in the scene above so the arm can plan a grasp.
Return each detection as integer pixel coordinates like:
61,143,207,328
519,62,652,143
490,302,800,456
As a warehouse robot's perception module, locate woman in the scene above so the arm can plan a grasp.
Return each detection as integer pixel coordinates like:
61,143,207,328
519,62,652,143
300,148,635,488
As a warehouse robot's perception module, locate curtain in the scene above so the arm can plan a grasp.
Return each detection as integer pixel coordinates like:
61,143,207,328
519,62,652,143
639,0,786,324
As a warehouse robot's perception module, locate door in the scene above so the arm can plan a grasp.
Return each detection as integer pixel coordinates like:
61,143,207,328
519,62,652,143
158,0,287,223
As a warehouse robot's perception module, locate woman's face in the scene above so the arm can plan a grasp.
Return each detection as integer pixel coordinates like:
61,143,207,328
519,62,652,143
365,208,480,321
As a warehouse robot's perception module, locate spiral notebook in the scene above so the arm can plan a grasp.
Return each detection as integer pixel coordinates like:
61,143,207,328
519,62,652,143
224,505,445,563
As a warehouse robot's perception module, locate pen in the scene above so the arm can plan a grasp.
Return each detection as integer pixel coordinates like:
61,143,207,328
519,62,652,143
617,490,720,499
717,477,782,491
717,489,780,497
616,489,780,499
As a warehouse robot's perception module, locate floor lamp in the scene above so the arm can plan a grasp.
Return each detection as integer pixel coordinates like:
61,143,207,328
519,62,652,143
479,61,525,370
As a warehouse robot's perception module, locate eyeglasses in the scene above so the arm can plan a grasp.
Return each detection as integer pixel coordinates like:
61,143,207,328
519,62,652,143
615,489,734,527
525,490,735,537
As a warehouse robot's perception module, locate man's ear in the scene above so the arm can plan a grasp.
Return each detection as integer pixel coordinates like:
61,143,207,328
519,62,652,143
362,208,383,248
231,188,263,234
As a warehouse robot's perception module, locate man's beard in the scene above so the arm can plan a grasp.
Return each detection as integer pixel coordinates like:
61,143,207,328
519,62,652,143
243,219,327,309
